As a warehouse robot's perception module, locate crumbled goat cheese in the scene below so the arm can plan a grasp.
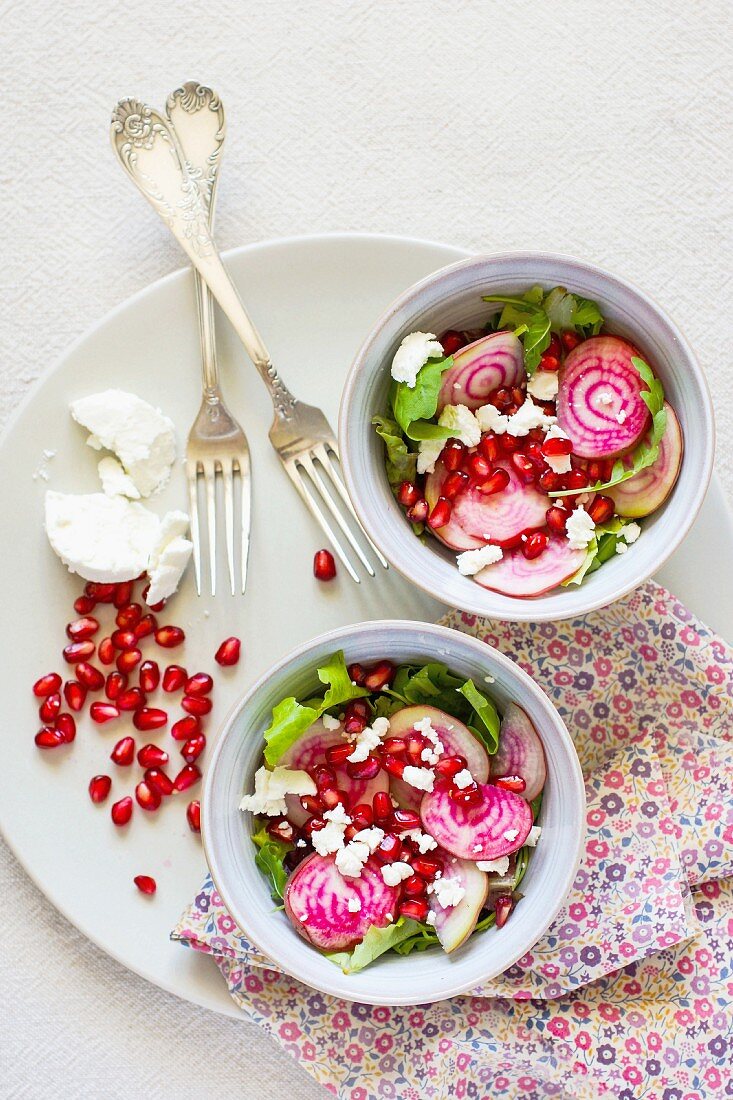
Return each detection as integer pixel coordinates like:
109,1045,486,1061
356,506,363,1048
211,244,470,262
417,437,445,475
476,856,510,874
45,491,160,584
566,507,596,550
403,829,438,853
527,370,559,401
439,404,482,448
457,544,503,576
598,391,614,406
296,839,307,848
239,766,316,817
525,826,542,847
430,876,466,908
425,910,436,926
503,828,519,842
97,456,141,499
32,449,56,483
145,510,193,606
335,840,370,877
347,716,390,762
453,768,474,790
472,843,482,853
413,717,444,762
506,397,556,437
353,827,385,852
402,765,435,792
421,745,441,765
484,674,495,684
322,713,341,731
615,541,628,555
380,861,414,887
617,409,627,424
622,522,641,544
476,403,510,435
541,423,573,475
391,331,444,388
313,804,352,857
347,897,362,913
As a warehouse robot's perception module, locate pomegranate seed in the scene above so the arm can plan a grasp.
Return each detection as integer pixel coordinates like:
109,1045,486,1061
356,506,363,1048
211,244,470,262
391,808,421,831
433,754,467,778
63,680,86,711
586,460,604,482
439,329,465,356
406,498,429,523
173,764,201,792
303,816,326,837
185,672,213,696
90,701,119,724
346,756,381,780
564,468,589,491
351,803,374,829
442,439,465,471
561,330,581,351
135,780,162,811
412,855,442,879
300,793,324,815
111,796,133,826
75,662,105,691
215,636,240,666
522,531,549,560
97,637,115,665
74,595,96,615
105,671,127,700
540,353,561,371
428,497,452,529
499,433,520,453
344,699,370,733
442,470,469,499
171,715,200,741
372,792,392,822
321,788,348,810
588,494,615,525
375,833,401,862
181,694,212,717
494,774,527,793
511,453,535,484
546,506,569,534
313,549,337,582
85,582,116,603
546,333,562,358
133,874,156,895
39,693,61,723
267,818,296,843
406,733,426,763
110,736,136,766
449,780,482,806
477,467,510,496
162,664,187,692
63,640,95,664
156,625,186,649
111,629,137,652
312,764,336,791
113,582,133,608
181,734,206,764
344,823,359,842
495,894,514,928
88,774,112,803
397,481,420,507
186,799,201,832
477,433,500,464
66,616,99,642
381,754,405,778
399,898,429,921
538,469,562,493
490,387,513,411
137,743,169,768
116,648,142,673
33,672,62,698
35,726,65,748
403,874,427,897
55,713,76,742
364,661,396,692
325,742,353,766
138,660,160,693
542,435,573,457
135,614,158,640
118,687,146,712
144,767,174,796
347,662,366,685
115,603,142,629
382,737,407,756
467,452,491,480
133,707,168,731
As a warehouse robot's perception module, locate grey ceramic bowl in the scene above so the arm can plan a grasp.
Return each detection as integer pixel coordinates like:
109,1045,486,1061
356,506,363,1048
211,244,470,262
339,252,714,621
203,620,585,1005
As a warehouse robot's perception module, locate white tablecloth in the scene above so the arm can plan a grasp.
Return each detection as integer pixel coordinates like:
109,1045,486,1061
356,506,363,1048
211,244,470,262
3,1,731,1095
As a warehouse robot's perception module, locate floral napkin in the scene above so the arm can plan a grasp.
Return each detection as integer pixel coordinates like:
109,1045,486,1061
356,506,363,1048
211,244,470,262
172,581,733,1099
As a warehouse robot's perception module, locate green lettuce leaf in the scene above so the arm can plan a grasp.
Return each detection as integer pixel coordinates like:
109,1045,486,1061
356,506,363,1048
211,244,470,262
372,415,417,488
327,918,423,972
390,356,454,440
561,518,630,587
456,679,501,753
483,286,605,373
252,822,290,901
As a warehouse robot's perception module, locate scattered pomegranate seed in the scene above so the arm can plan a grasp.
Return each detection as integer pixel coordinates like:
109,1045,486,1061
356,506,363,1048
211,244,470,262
115,603,142,629
63,640,95,664
494,894,514,927
441,439,465,471
542,435,573,457
173,764,201,792
171,715,200,741
363,661,396,692
467,452,491,480
162,664,187,692
511,386,525,406
490,387,513,411
391,808,421,831
85,582,116,603
155,625,186,649
113,582,133,609
406,498,428,524
300,793,325,815
35,726,65,749
439,329,465,356
181,694,212,717
135,780,162,811
110,628,137,652
522,531,549,560
351,803,374,829
325,742,352,766
478,433,500,464
399,898,429,921
403,874,427,897
110,736,136,766
382,754,405,778
499,433,520,453
561,330,581,351
74,595,96,615
546,333,562,358
405,734,426,763
449,780,482,806
321,788,349,811
185,672,213,697
39,692,61,723
538,469,562,493
303,816,326,837
181,734,206,764
90,701,120,724
433,754,467,778
494,774,527,793
33,672,62,698
313,765,337,792
55,713,76,742
134,614,158,640
412,855,442,879
267,818,296,844
428,497,452,529
88,774,112,803
137,743,169,768
477,467,510,496
375,833,401,862
66,616,99,641
372,791,392,822
133,874,156,895
564,468,589,491
588,494,615,524
111,796,133,825
118,687,146,712
546,506,569,535
186,800,201,832
138,660,160,693
75,662,105,691
539,353,560,371
215,636,240,666
382,737,407,756
343,698,370,733
144,767,174,796
313,548,337,582
105,671,127,700
346,756,380,780
442,470,469,499
63,679,86,711
397,481,420,507
133,707,168,731
116,648,142,673
511,453,535,484
97,637,115,665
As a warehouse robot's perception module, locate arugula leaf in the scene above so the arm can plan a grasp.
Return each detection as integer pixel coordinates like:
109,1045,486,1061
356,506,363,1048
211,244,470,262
483,286,605,373
327,918,423,972
252,822,290,901
390,357,454,440
372,415,417,488
263,651,368,766
571,296,604,335
561,518,629,586
456,679,500,753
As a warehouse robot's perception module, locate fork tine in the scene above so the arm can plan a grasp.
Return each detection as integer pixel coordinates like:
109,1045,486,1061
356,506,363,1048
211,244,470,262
285,461,361,583
187,462,202,596
239,454,251,594
222,464,236,596
299,453,375,578
204,461,217,596
315,444,389,569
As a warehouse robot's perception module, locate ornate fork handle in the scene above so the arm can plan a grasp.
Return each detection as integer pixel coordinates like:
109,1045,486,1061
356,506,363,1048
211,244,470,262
110,98,297,420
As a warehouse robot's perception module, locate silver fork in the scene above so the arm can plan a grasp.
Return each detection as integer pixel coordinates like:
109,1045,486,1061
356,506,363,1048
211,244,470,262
109,93,386,582
164,82,251,596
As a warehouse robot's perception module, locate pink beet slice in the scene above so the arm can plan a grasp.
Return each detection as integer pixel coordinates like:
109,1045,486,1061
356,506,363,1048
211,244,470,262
387,705,490,781
421,780,533,860
473,537,586,597
556,335,652,459
437,331,525,412
281,719,388,827
608,402,683,518
429,854,488,953
451,464,549,546
490,702,546,802
425,462,486,551
284,854,399,951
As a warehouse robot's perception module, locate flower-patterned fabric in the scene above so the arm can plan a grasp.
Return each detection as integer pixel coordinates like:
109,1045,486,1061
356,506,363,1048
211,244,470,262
172,581,733,1098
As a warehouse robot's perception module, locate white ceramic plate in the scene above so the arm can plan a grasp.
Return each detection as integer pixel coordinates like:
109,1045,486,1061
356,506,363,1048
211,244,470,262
0,234,730,1019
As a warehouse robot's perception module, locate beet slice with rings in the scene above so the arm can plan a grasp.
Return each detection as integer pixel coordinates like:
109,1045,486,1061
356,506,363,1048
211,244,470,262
425,461,486,551
490,702,547,802
473,537,586,597
429,854,489,953
284,854,400,951
608,402,683,518
437,331,525,412
451,464,550,546
421,779,533,860
556,335,652,459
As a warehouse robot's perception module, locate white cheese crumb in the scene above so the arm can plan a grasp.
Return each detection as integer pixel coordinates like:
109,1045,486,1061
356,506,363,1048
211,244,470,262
453,768,474,790
421,745,441,765
617,409,627,424
380,861,414,887
296,839,306,848
525,826,542,847
476,856,510,874
403,829,438,853
44,491,161,584
402,765,435,792
566,506,596,550
430,876,466,908
472,843,482,853
416,437,445,475
598,391,614,406
391,331,444,388
506,397,556,437
425,910,436,926
622,522,641,544
503,828,519,842
545,452,572,475
347,897,362,913
527,371,559,401
457,543,503,576
145,510,193,606
353,827,385,852
239,766,316,817
335,840,370,877
32,449,56,483
615,541,628,555
322,713,341,731
438,403,482,448
476,403,510,435
386,913,393,922
97,456,141,499
484,674,495,684
347,716,389,762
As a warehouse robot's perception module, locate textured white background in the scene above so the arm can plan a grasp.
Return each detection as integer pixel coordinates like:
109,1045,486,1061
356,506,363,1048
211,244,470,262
2,1,732,1096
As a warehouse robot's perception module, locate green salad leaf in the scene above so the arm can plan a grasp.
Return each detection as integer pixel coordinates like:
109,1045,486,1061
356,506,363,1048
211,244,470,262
252,822,290,901
390,356,454,441
456,679,501,754
263,651,368,766
482,286,605,373
386,663,501,755
327,918,423,972
561,518,630,587
372,415,417,488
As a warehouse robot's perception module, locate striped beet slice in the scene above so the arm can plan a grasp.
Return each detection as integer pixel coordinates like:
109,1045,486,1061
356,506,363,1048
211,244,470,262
429,854,488,952
608,402,683,517
490,703,546,802
437,331,525,412
451,464,550,545
420,780,533,860
556,335,651,458
284,854,399,951
473,537,586,597
425,461,486,551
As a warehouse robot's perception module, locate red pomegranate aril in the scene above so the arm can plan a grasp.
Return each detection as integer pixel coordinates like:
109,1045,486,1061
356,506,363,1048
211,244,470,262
135,614,157,640
561,330,581,352
111,629,137,652
75,662,105,691
55,713,76,743
39,692,61,723
185,672,213,697
144,767,174,796
406,498,429,524
490,387,513,411
111,796,133,826
134,874,156,895
88,774,112,803
428,497,452,530
110,736,136,766
35,726,65,748
73,595,96,615
351,803,374,829
313,764,337,791
475,467,510,498
267,818,296,844
399,898,429,921
137,743,169,768
382,737,407,756
215,636,240,666
66,616,100,641
586,460,606,483
344,823,359,842
477,433,500,464
63,640,95,664
115,603,142,629
85,582,116,603
467,452,491,480
90,701,119,724
105,671,127,700
433,754,467,778
186,799,201,832
162,664,187,692
300,793,324,815
499,433,520,453
403,874,427,898
511,386,526,406
346,756,381,780
495,894,514,928
313,549,337,582
522,531,549,560
546,333,562,358
588,494,615,524
364,661,396,692
171,715,200,741
538,470,563,493
345,702,370,734
303,816,326,837
325,742,353,766
182,694,212,717
173,765,201,793
347,662,366,686
412,856,442,880
406,733,426,763
118,687,146,712
397,480,420,507
542,435,573,457
181,734,207,764
441,470,469,500
564,468,589,491
97,637,115,665
539,353,560,372
373,791,393,822
510,453,535,484
63,680,86,711
113,581,133,609
156,625,186,649
522,442,545,471
381,754,405,778
375,833,401,862
449,780,482,806
133,707,168,732
116,648,142,674
439,329,465,356
321,788,348,811
135,781,162,811
441,439,465,472
391,808,421,831
33,672,62,698
546,505,569,534
494,774,527,793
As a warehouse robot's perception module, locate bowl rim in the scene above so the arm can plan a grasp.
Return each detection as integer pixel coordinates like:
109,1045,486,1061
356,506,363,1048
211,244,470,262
338,249,715,622
202,618,586,1004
